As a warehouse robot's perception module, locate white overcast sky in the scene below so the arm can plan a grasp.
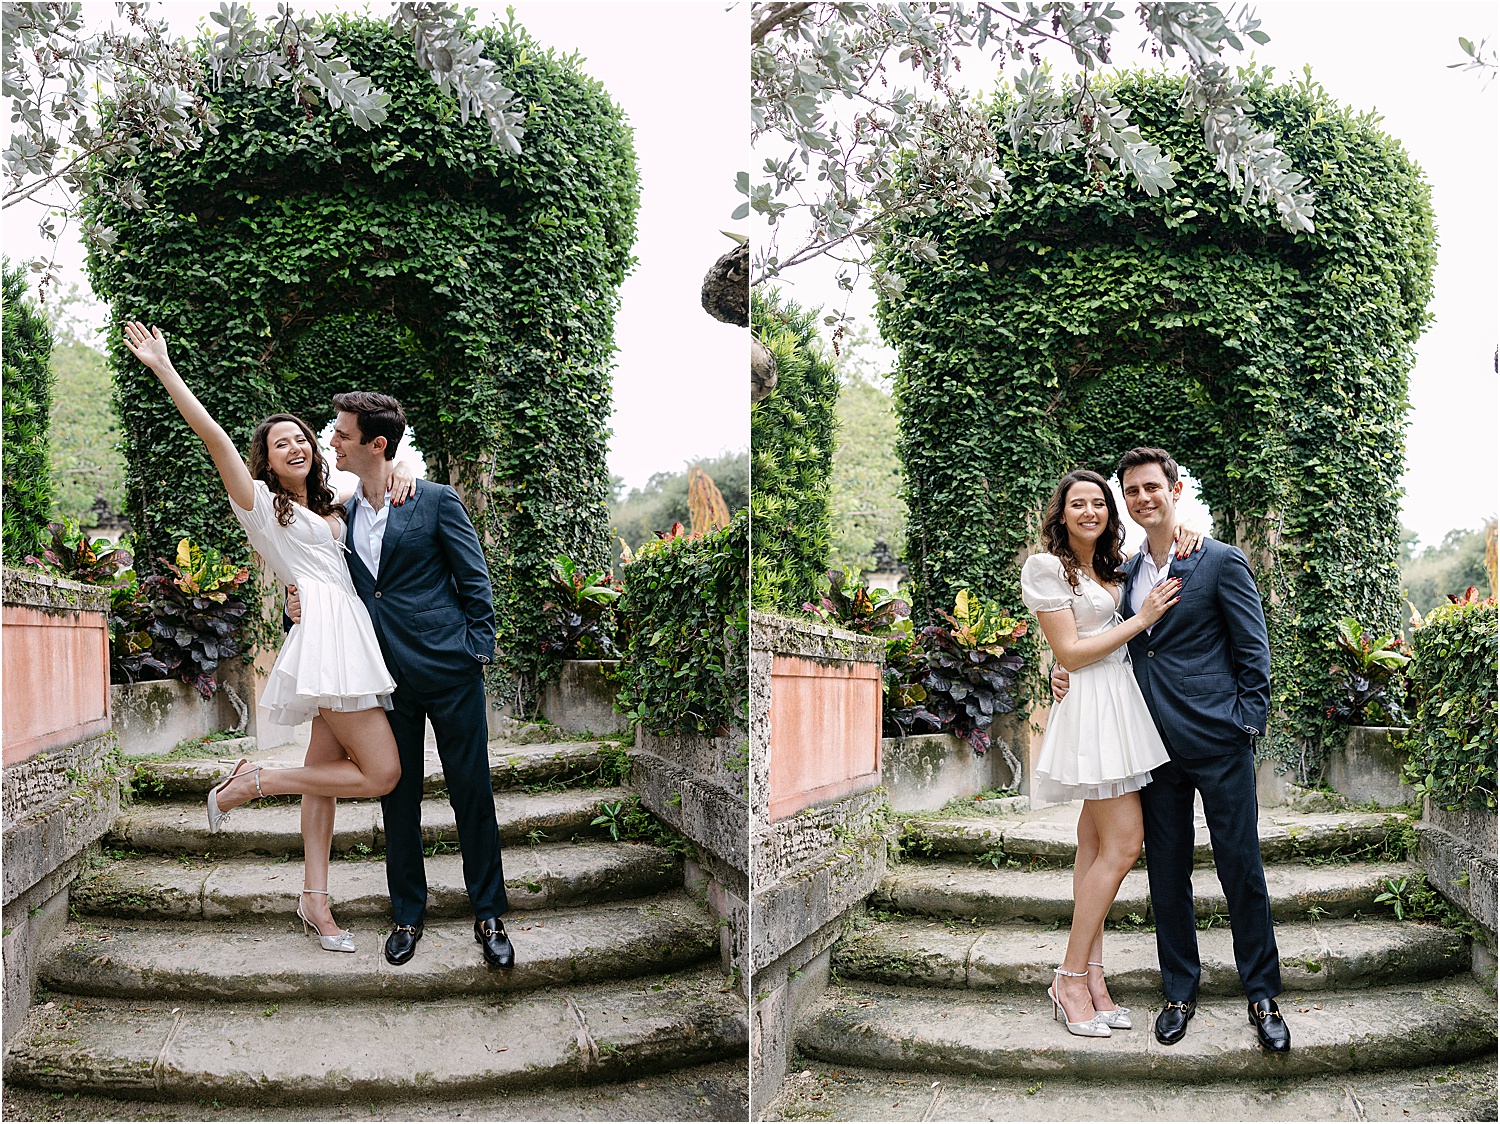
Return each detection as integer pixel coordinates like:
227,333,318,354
757,1,1498,551
2,1,748,497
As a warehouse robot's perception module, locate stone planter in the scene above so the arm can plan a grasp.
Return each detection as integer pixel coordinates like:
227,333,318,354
882,726,1026,814
1326,726,1413,808
538,660,629,736
111,674,251,758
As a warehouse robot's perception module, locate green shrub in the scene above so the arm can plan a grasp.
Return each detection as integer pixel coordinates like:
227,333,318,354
751,290,838,613
2,262,55,565
1402,596,1498,811
615,513,748,738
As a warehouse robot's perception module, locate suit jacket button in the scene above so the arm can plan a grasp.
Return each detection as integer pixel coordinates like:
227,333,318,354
374,591,381,599
1146,650,1154,657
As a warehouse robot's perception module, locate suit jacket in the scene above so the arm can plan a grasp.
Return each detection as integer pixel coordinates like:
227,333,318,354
1120,537,1270,759
344,479,496,695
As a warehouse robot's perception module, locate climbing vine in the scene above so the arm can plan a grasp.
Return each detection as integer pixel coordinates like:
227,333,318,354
83,14,639,699
751,290,838,613
876,69,1436,773
2,262,56,566
1403,598,1498,812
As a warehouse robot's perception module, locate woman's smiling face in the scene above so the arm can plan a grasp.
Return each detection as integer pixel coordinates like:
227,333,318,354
265,420,313,489
1064,480,1111,549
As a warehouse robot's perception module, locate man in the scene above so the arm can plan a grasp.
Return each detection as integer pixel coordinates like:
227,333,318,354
290,391,513,970
1052,447,1288,1052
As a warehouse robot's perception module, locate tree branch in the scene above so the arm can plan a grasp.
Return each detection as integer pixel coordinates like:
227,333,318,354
752,3,815,47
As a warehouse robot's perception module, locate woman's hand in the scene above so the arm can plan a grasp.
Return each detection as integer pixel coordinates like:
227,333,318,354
1170,522,1206,558
1136,576,1182,626
1173,523,1204,558
390,458,418,506
123,321,171,373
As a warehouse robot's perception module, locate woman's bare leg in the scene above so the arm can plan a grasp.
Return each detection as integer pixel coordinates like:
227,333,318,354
218,708,400,808
1072,805,1118,1012
298,717,349,935
1056,793,1143,1022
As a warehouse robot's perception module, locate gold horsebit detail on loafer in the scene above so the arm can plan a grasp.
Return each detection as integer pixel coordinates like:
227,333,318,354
392,924,419,934
1163,1001,1192,1011
480,922,507,937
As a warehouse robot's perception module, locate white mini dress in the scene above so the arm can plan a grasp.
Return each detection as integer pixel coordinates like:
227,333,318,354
230,480,395,727
1020,552,1170,805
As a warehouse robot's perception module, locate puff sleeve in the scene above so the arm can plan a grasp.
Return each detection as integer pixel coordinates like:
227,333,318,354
228,478,277,539
1020,553,1074,614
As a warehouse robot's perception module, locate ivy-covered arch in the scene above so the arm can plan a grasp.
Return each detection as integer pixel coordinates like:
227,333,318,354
877,70,1435,769
86,14,639,693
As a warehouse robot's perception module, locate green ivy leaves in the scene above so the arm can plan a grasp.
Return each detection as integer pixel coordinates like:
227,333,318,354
1,261,56,566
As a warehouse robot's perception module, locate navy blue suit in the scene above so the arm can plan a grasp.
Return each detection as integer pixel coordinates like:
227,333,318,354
1121,537,1280,1004
344,479,507,925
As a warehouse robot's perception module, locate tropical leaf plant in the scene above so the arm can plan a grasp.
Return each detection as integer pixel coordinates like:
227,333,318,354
1325,615,1411,726
25,519,132,585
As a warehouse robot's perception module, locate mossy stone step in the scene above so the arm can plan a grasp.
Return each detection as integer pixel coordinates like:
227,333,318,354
833,916,1470,994
5,968,747,1105
900,809,1414,865
796,977,1495,1081
41,893,716,1001
71,840,680,921
129,739,622,799
874,859,1419,923
106,787,631,856
762,1059,1497,1121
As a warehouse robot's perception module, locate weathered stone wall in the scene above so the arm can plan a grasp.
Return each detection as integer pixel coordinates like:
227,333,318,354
633,727,749,998
2,568,123,1044
1418,799,1498,956
749,612,887,1118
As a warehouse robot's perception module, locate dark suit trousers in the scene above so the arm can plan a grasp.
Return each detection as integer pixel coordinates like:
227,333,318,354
381,675,507,923
1141,752,1281,1004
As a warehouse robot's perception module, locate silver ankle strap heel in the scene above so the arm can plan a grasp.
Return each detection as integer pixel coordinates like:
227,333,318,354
297,889,356,954
206,759,262,834
1087,961,1132,1029
1049,966,1111,1037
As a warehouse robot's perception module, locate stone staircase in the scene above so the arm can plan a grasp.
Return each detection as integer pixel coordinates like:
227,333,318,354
764,799,1496,1121
4,730,747,1113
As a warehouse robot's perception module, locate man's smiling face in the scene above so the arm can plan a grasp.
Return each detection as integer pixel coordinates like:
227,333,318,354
1121,460,1182,533
330,410,383,476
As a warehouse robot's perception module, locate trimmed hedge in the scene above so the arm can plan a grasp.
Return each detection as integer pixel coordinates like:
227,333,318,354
615,512,749,738
83,15,639,699
1403,598,1498,811
876,70,1436,770
2,262,55,565
751,290,838,613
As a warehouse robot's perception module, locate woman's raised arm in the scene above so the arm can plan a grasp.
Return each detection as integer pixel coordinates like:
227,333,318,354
123,322,256,511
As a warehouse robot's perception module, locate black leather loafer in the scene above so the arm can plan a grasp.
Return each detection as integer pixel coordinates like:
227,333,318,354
384,922,423,966
1154,999,1196,1045
1249,998,1291,1052
475,917,515,969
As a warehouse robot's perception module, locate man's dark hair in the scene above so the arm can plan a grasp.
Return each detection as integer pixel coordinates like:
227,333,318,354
332,391,406,460
1117,446,1180,487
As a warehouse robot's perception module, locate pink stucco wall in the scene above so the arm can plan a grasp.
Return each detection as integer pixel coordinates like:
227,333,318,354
768,654,882,822
2,602,111,766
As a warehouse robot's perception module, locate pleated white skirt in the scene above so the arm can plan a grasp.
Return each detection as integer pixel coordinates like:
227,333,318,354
1034,641,1170,805
257,579,395,727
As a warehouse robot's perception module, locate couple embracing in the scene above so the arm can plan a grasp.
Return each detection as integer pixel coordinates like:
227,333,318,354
123,322,514,972
1021,447,1290,1053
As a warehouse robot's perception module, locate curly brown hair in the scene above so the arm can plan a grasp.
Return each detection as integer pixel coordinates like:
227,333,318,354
1041,468,1126,594
247,414,342,527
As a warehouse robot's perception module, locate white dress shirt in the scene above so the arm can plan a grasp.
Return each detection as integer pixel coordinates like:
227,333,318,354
352,482,391,580
1132,543,1175,635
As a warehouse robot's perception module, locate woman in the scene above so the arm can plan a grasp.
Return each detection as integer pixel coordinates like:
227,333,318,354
124,320,411,955
1020,468,1197,1038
